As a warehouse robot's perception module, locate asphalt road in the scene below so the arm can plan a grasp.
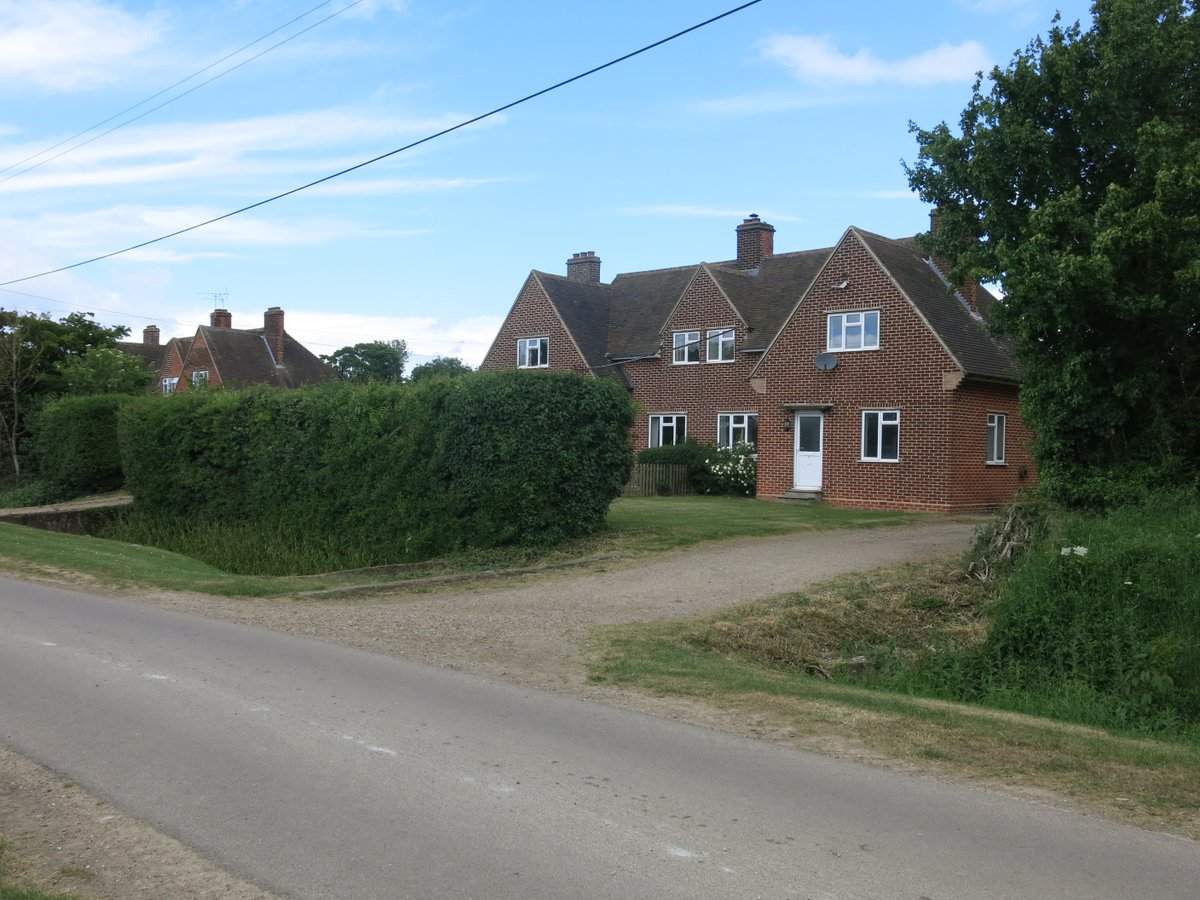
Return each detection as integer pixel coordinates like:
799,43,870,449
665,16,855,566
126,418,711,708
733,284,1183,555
2,575,1198,900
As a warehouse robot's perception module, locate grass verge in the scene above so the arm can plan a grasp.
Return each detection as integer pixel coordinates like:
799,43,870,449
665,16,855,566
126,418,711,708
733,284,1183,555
0,842,81,900
0,497,914,595
587,557,1200,838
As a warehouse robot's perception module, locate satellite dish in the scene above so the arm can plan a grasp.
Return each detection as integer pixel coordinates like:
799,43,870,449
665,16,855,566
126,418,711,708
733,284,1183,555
814,352,839,371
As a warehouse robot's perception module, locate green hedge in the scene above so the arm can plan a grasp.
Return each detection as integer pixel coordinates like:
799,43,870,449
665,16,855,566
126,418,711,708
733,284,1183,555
32,394,128,499
117,372,633,568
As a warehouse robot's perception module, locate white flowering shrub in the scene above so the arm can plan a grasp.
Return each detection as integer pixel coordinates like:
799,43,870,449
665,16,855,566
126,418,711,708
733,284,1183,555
704,442,757,496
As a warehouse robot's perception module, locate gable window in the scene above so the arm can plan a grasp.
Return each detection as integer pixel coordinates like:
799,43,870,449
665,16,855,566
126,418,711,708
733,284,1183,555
517,337,549,368
987,413,1006,464
192,369,209,387
162,376,179,396
649,414,686,447
672,331,699,364
707,328,735,363
862,410,899,462
718,413,758,449
827,310,880,351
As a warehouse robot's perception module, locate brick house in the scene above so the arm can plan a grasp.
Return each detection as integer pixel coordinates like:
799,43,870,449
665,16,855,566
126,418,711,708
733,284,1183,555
120,307,334,394
480,216,1036,512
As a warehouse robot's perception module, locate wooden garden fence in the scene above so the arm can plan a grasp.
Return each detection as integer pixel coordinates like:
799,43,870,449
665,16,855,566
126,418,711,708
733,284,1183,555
622,463,693,497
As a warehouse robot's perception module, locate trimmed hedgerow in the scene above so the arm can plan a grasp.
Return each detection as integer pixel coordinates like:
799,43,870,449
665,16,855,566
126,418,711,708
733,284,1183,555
117,372,633,571
32,394,129,500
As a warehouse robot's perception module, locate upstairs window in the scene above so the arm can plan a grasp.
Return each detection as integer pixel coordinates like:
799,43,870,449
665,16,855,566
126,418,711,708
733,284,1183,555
718,413,758,449
162,376,179,396
827,310,880,351
649,414,687,447
672,331,699,364
987,413,1006,464
517,337,549,368
707,328,735,363
862,410,899,462
192,370,209,387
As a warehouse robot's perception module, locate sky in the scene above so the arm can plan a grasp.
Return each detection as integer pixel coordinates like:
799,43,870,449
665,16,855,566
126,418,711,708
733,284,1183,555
0,0,1097,368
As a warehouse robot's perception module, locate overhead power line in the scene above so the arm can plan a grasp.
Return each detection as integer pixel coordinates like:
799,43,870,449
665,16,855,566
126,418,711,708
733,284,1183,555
0,0,365,187
0,0,764,289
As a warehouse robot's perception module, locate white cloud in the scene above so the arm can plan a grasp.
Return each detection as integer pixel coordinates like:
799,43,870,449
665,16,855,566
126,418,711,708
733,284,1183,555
0,1,164,90
760,34,990,87
0,107,502,196
283,311,502,366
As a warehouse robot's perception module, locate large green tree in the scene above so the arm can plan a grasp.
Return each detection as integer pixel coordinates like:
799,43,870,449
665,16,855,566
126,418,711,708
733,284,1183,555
0,309,129,478
321,339,409,383
410,356,473,382
905,0,1199,506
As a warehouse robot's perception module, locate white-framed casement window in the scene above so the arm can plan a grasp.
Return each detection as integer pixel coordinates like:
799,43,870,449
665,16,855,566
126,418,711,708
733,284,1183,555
827,310,880,351
649,414,687,447
987,412,1007,464
517,337,549,368
862,409,900,461
162,376,179,396
192,369,209,387
672,331,700,364
707,328,735,363
718,413,758,449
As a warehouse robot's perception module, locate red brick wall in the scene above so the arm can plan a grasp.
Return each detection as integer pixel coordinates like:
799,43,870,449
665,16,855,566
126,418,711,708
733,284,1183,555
179,332,219,391
754,232,1021,512
946,381,1039,511
624,268,764,449
479,275,590,375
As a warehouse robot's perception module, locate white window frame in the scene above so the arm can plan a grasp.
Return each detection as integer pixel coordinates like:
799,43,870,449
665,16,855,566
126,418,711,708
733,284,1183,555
162,376,179,396
706,328,735,363
672,331,700,365
649,414,687,448
987,413,1007,464
717,413,758,449
827,310,880,351
192,369,209,387
517,337,549,369
861,409,900,462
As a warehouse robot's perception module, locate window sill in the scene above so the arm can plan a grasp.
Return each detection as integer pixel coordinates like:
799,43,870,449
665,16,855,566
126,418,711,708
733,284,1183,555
827,346,880,353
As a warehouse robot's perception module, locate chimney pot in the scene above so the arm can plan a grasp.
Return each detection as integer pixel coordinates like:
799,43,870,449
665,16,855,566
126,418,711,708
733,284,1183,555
264,307,285,365
143,325,160,347
566,250,601,283
210,308,232,328
735,215,775,270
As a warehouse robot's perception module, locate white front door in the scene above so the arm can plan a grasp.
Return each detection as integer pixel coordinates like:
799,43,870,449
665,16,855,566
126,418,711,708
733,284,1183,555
793,412,823,490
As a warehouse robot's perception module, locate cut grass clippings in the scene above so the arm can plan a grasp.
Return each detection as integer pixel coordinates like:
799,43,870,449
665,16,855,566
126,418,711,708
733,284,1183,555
587,558,1200,839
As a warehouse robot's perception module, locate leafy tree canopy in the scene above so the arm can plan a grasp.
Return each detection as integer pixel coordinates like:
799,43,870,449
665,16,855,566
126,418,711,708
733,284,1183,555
410,356,473,382
321,339,409,383
0,309,129,477
905,0,1200,506
58,346,156,396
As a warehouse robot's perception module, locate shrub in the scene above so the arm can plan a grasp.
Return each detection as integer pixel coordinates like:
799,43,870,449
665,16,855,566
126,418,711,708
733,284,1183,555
32,394,128,500
117,372,634,572
704,442,757,496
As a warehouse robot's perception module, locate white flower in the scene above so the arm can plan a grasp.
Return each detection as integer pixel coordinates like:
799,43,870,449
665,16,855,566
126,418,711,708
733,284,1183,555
1060,546,1088,557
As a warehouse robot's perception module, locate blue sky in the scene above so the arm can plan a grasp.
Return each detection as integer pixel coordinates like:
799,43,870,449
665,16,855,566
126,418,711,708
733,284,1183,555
0,0,1094,366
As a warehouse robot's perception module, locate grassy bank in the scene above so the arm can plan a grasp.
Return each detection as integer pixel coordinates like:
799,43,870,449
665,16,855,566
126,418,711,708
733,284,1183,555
589,495,1200,835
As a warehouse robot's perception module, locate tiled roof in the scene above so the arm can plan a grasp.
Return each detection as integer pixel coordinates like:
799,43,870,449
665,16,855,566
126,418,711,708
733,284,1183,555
530,227,1017,384
116,341,168,372
855,229,1019,382
200,326,334,388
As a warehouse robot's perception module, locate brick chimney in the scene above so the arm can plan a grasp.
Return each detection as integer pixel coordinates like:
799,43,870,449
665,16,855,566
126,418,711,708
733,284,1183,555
210,308,232,328
264,307,285,365
143,325,160,347
566,250,601,283
735,214,775,270
927,207,983,315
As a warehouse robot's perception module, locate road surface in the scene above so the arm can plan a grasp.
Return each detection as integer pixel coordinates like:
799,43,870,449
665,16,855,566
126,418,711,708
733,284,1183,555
2,575,1198,899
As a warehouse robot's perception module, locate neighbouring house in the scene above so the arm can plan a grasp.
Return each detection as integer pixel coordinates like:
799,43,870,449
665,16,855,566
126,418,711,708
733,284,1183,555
480,214,1036,512
120,307,335,395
